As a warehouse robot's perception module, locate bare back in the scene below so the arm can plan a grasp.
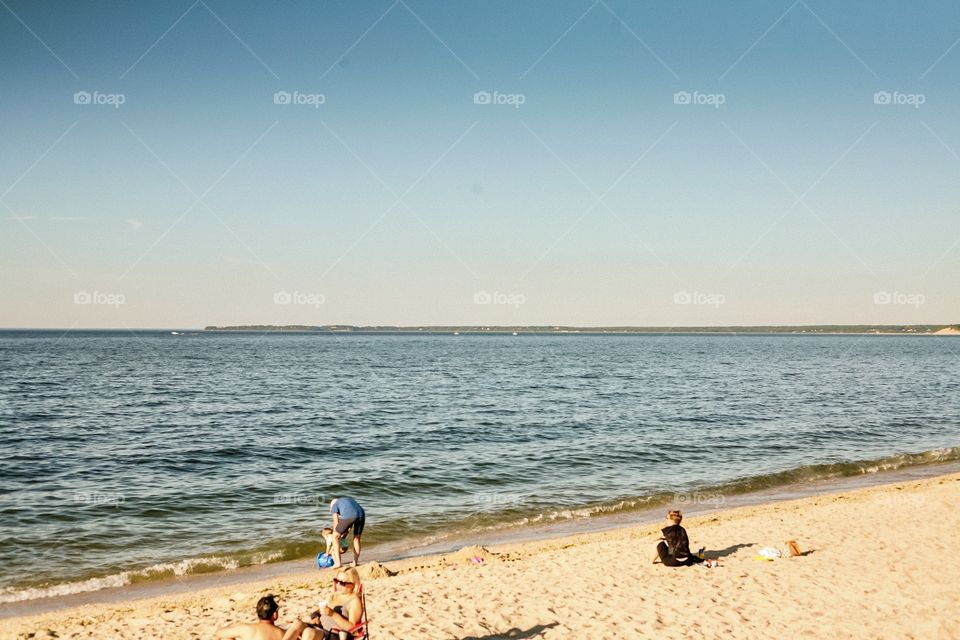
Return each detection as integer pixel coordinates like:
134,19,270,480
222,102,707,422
215,620,285,640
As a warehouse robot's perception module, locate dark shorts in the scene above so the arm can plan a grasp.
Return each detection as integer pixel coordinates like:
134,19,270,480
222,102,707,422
335,515,365,537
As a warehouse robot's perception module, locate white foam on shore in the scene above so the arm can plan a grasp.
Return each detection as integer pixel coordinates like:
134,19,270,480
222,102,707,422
398,448,960,552
406,496,660,551
0,573,133,604
0,552,286,604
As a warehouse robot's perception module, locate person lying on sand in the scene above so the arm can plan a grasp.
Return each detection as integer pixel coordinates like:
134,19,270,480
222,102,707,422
215,594,285,640
282,567,364,640
652,510,707,567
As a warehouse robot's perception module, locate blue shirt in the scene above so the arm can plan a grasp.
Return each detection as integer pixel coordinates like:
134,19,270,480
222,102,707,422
331,496,364,520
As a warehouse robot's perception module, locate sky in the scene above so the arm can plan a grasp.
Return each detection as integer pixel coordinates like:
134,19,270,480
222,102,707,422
1,0,959,328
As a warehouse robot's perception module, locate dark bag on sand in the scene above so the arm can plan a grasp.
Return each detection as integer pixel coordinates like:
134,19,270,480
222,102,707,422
662,525,691,559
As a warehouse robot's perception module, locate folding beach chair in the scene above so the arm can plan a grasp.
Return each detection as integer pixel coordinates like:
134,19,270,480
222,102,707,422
330,583,370,639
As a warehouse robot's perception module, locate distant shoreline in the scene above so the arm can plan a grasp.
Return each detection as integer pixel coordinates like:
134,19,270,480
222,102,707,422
202,324,960,335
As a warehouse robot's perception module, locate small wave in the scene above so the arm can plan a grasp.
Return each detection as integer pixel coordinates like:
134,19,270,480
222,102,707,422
0,573,133,604
0,552,283,604
384,447,960,549
715,446,960,494
404,495,668,551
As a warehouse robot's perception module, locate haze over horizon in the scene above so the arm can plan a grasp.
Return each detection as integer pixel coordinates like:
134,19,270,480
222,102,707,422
3,1,959,329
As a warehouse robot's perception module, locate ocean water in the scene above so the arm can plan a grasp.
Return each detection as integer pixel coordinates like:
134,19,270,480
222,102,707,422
1,330,958,604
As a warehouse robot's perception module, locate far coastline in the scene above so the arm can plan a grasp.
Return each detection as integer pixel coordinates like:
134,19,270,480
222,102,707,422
202,324,960,335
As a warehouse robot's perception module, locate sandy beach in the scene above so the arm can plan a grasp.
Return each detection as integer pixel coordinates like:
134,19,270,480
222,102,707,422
4,471,958,640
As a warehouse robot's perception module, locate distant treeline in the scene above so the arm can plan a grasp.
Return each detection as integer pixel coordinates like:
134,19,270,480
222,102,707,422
203,325,957,334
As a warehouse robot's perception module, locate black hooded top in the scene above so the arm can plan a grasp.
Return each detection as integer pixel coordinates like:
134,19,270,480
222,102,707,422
661,524,692,559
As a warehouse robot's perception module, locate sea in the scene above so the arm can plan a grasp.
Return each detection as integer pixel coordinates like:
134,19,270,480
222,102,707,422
1,330,958,610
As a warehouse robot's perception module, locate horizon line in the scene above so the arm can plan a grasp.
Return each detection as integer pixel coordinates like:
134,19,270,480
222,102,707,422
2,323,958,332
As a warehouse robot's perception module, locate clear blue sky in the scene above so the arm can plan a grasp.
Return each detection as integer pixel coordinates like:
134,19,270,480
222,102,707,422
2,0,958,328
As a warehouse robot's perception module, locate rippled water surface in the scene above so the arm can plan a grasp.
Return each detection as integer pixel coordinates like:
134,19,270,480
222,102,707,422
1,331,958,601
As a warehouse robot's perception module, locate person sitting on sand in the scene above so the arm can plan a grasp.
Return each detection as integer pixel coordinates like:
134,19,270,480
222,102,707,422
652,510,706,567
215,594,285,640
282,567,364,640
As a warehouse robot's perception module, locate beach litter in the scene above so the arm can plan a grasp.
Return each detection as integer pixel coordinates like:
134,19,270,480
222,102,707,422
757,547,783,560
755,541,803,561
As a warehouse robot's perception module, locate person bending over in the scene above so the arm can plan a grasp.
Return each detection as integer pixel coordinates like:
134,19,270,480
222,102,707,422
329,496,365,568
215,594,285,640
652,510,705,567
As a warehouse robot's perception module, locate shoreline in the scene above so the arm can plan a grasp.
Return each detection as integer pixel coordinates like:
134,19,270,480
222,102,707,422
4,458,960,623
4,469,959,638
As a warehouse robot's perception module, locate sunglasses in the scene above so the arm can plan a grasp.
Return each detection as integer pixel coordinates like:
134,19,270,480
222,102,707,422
334,578,354,586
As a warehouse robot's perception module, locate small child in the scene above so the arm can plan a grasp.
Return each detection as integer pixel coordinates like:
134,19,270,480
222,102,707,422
322,527,350,556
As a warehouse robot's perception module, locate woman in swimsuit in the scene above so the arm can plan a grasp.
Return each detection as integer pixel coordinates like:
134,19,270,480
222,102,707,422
282,567,364,640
